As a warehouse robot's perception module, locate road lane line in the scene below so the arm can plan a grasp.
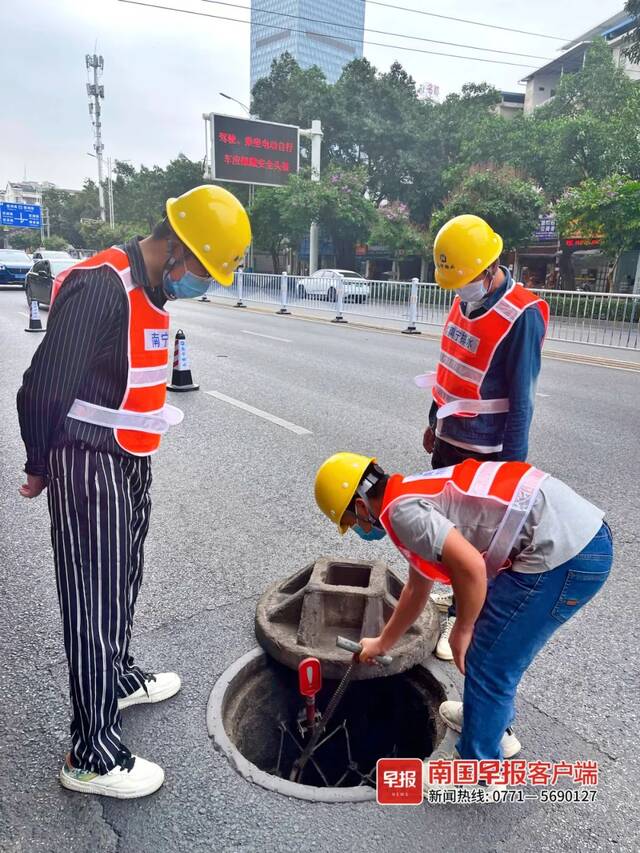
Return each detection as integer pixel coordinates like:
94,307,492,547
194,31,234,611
205,391,312,435
536,393,550,397
241,330,292,343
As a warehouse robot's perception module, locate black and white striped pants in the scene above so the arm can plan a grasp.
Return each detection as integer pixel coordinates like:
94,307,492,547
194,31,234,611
47,444,152,774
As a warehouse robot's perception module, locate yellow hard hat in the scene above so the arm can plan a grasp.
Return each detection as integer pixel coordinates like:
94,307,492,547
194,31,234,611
166,185,251,286
314,452,375,535
433,214,503,290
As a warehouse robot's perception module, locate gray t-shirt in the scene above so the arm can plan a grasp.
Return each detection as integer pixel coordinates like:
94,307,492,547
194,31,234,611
389,476,604,575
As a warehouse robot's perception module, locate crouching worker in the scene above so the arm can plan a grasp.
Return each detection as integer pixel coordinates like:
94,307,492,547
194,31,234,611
314,453,612,775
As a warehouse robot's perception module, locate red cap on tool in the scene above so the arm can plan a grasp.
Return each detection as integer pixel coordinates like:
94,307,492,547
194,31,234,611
298,657,322,697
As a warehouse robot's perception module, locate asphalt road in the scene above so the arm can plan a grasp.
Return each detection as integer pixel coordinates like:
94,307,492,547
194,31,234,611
1,289,638,853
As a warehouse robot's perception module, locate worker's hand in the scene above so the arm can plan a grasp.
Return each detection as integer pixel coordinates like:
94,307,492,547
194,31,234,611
423,426,435,454
358,636,388,665
449,621,474,675
19,474,46,499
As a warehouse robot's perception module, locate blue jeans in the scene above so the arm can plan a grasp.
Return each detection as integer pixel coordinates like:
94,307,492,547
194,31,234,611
458,522,613,760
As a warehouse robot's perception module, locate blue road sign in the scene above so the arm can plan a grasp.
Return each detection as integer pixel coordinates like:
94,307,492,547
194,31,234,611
0,202,42,229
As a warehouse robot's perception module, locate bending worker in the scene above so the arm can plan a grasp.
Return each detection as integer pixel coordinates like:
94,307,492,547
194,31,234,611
315,453,612,778
419,215,549,661
17,185,251,799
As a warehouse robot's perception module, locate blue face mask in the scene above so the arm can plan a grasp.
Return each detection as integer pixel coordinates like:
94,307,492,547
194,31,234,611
353,524,387,542
163,269,211,300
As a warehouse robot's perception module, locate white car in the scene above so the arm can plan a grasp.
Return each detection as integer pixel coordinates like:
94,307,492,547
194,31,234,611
297,269,370,303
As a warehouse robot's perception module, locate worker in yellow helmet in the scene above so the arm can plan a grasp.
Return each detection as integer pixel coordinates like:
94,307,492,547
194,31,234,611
315,451,611,792
17,185,250,799
418,215,549,662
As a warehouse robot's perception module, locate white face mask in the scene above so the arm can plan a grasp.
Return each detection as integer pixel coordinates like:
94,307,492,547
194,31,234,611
457,276,488,304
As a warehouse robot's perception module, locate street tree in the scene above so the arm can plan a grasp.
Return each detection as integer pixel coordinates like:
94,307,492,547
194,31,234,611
112,155,204,229
280,166,377,268
430,167,545,251
250,187,291,272
369,202,427,278
78,220,142,251
554,174,640,288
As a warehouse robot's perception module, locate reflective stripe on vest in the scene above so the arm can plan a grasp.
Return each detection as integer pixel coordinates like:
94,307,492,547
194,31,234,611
379,459,548,584
56,247,181,457
415,283,549,420
67,400,184,434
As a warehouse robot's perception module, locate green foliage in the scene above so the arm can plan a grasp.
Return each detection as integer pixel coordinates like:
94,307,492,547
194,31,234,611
78,220,142,251
5,230,35,250
554,174,640,259
40,156,207,249
250,166,377,269
431,167,545,251
285,166,377,266
369,202,427,260
250,187,290,272
623,1,640,63
42,235,69,250
112,155,204,229
251,53,332,132
42,182,101,246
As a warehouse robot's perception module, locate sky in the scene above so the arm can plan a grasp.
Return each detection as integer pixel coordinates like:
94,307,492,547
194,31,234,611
0,0,624,190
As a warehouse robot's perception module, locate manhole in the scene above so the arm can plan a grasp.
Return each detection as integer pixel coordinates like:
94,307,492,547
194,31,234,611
255,558,440,680
207,648,459,802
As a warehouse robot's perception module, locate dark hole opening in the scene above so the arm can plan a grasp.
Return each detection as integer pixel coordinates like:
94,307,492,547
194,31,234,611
224,657,445,788
325,563,371,588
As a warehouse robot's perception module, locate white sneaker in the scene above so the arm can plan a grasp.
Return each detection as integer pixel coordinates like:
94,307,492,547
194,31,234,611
435,616,455,661
118,672,181,710
59,749,164,799
439,700,522,758
430,591,454,613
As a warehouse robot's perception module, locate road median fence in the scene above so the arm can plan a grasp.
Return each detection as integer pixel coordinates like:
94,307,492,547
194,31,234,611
202,272,640,351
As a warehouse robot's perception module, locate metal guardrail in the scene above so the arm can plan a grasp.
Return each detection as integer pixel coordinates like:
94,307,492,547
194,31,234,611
202,272,640,351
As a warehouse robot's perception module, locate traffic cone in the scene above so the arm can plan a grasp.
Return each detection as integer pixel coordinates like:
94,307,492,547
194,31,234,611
25,298,45,333
167,329,199,391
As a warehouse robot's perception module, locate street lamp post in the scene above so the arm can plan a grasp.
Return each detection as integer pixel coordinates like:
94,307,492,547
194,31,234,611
300,120,323,274
219,92,251,116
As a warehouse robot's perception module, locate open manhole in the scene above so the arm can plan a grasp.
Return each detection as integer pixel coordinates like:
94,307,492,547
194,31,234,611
207,648,459,802
255,558,440,680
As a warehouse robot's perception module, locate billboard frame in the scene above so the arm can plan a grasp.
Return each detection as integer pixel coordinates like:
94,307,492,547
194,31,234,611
209,112,300,188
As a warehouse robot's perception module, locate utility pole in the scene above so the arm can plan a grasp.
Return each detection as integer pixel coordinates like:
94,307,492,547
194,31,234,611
106,156,115,228
86,54,106,222
300,120,323,273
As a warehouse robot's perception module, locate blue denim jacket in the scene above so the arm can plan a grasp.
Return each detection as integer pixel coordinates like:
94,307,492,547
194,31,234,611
429,268,546,461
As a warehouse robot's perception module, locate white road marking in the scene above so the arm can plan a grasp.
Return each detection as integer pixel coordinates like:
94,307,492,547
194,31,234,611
241,330,292,343
536,393,550,397
205,391,312,435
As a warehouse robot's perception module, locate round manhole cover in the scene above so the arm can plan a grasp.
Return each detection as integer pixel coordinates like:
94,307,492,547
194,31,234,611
255,558,440,680
208,648,459,802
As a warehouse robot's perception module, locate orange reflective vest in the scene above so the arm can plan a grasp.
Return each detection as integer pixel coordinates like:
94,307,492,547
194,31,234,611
416,283,549,420
379,459,548,583
52,247,183,457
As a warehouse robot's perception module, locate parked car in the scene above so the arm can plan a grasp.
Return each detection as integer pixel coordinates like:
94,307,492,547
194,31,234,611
26,257,78,307
0,249,33,287
296,269,370,303
32,249,73,261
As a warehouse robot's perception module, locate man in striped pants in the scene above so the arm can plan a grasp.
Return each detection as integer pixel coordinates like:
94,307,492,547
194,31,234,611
17,186,251,799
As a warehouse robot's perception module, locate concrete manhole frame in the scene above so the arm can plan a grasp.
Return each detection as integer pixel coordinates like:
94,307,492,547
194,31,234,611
207,647,461,803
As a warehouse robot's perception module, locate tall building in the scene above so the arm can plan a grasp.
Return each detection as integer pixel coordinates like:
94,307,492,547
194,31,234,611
250,0,365,90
